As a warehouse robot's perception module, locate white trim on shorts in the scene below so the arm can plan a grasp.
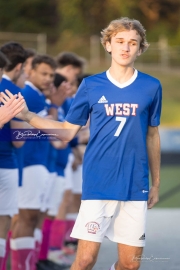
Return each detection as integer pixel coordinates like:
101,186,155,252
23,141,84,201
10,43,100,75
0,168,18,217
71,200,147,247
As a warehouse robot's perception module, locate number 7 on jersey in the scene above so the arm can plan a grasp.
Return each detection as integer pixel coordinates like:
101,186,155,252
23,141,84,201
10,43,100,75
114,117,126,137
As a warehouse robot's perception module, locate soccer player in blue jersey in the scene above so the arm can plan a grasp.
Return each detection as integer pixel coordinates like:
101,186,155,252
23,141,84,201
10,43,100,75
1,17,162,270
10,55,58,270
0,42,26,269
0,51,25,126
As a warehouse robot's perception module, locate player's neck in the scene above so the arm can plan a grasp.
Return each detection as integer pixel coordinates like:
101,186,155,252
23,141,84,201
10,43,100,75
3,70,16,82
109,63,135,84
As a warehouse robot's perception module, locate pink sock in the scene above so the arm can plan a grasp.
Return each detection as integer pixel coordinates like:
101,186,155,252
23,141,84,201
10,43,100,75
10,237,35,270
65,220,76,242
0,238,6,270
49,220,66,250
39,218,53,260
1,231,12,270
33,228,42,268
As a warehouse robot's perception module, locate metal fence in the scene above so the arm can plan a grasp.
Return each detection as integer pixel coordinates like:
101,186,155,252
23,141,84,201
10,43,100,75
0,32,47,54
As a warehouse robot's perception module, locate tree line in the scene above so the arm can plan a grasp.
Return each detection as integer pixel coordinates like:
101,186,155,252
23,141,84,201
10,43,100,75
0,0,180,45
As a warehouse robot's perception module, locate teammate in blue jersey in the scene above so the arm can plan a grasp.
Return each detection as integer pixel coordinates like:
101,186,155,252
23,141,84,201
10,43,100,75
1,18,162,270
0,50,24,128
10,55,57,270
0,42,26,269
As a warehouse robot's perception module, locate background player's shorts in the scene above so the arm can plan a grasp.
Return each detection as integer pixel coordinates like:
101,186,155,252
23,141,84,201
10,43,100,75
41,172,57,212
71,200,147,247
64,153,73,191
47,175,65,216
72,164,83,194
0,169,18,217
18,165,49,210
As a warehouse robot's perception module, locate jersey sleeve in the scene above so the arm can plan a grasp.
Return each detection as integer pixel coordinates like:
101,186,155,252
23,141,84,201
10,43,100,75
65,79,90,126
148,84,162,126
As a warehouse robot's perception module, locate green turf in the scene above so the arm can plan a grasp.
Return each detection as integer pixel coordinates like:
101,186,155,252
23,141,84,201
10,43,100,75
155,166,180,208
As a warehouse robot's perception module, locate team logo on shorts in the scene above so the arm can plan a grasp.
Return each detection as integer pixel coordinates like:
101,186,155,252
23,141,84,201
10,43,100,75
85,222,100,234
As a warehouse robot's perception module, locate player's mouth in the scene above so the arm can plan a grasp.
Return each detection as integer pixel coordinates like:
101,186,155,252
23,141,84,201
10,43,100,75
121,54,129,59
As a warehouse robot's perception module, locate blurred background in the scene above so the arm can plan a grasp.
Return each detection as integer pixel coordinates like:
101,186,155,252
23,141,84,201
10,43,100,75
0,0,179,208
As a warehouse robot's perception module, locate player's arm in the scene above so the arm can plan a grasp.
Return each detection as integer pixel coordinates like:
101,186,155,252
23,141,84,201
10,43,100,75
0,90,83,141
146,126,161,209
0,91,24,128
22,113,81,141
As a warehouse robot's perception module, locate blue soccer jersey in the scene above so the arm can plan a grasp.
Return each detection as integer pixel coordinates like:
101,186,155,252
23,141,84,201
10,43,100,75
0,75,22,169
65,70,162,201
22,82,50,167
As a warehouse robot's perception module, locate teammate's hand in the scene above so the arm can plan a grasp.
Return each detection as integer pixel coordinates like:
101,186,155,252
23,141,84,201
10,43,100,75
147,186,159,209
49,81,71,106
0,90,25,125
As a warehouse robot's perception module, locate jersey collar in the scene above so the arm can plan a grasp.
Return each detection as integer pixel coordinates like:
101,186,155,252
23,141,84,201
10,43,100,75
2,74,11,81
106,69,138,89
25,81,43,96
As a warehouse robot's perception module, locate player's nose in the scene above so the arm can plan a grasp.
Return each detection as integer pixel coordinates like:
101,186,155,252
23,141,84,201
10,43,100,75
122,42,130,52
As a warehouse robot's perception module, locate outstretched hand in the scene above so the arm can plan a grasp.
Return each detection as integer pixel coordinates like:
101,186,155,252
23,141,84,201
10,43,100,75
0,90,25,126
0,90,29,121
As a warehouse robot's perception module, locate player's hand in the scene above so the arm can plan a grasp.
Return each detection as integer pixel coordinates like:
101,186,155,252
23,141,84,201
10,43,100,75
147,186,159,209
49,82,71,106
0,90,25,124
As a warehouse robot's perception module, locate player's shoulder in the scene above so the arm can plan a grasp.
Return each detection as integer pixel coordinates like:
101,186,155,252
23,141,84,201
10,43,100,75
22,83,40,99
137,70,161,87
83,72,107,87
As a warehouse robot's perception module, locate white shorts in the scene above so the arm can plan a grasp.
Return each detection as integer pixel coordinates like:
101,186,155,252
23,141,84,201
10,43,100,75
72,164,83,194
47,175,65,217
64,154,73,191
0,169,18,217
44,172,57,211
18,165,49,211
71,200,147,247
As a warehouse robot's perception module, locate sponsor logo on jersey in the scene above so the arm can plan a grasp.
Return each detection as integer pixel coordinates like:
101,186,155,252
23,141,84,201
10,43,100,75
98,96,108,103
85,221,100,234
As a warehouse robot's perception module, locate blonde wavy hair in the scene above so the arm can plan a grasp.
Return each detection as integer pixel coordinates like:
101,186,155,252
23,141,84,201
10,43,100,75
101,17,149,53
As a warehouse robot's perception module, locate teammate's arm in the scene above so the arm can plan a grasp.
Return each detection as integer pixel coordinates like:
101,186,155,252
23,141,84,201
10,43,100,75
146,126,161,209
0,91,81,141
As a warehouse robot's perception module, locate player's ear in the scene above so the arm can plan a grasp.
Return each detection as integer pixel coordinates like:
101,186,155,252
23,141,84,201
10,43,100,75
15,63,22,72
137,48,142,56
105,41,112,54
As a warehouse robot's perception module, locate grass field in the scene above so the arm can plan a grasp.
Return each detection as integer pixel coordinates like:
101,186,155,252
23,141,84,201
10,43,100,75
87,64,180,127
155,165,180,208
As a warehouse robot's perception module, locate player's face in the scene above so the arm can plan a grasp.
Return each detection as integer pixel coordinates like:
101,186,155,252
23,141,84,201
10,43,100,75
106,30,142,67
66,79,78,97
56,66,81,97
30,63,55,94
